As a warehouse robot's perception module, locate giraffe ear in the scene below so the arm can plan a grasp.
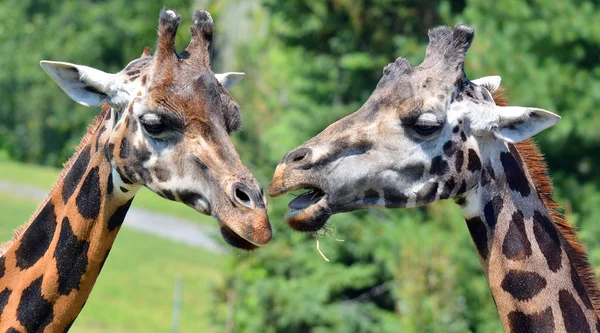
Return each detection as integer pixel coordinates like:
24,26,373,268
215,72,244,90
489,106,561,143
40,61,116,107
471,75,501,92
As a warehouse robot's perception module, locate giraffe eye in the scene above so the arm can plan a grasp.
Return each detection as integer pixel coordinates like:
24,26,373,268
413,123,440,136
143,121,165,135
408,113,442,137
140,114,166,136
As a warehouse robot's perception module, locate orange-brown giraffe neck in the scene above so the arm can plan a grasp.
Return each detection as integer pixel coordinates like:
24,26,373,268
0,106,137,332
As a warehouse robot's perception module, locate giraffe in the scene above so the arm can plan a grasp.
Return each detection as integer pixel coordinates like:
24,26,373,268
269,24,600,332
0,8,271,332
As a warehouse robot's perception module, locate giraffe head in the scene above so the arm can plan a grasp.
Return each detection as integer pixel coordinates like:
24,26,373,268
39,9,271,249
269,24,560,232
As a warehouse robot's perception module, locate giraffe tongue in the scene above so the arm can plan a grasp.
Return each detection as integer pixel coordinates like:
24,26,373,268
289,191,324,210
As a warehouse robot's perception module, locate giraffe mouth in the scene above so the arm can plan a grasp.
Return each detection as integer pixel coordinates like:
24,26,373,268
219,224,259,250
284,187,331,232
288,188,326,210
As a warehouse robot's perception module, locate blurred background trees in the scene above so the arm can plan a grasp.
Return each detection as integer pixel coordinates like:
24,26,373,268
1,0,599,332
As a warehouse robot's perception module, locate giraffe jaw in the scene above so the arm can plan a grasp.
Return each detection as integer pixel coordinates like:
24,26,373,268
219,224,259,251
281,187,332,232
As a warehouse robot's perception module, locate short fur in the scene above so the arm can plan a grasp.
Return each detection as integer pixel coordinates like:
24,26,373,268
492,87,600,316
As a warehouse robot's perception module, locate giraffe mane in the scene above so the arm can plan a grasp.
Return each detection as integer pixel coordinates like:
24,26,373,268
492,87,600,316
0,104,110,256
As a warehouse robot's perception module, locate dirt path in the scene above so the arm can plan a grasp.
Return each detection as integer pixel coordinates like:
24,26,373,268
0,179,227,253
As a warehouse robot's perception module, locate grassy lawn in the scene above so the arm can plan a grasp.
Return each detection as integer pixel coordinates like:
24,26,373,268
0,159,215,225
0,193,223,333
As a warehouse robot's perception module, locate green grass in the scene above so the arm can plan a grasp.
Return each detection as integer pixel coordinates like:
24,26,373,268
0,193,224,333
0,160,215,225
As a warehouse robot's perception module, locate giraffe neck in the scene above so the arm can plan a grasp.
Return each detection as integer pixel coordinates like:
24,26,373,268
458,142,599,332
0,107,140,332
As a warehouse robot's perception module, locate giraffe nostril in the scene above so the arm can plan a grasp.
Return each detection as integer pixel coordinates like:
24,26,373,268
235,188,251,205
232,184,255,208
285,148,312,165
293,154,305,162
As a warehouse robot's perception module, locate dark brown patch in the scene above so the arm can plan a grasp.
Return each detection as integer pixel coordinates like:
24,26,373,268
481,166,492,186
154,166,172,182
119,137,129,159
466,217,489,260
120,186,129,193
417,182,438,205
399,163,425,181
532,210,562,272
161,190,176,201
133,145,151,163
500,151,530,197
456,180,467,195
501,270,546,301
0,257,5,278
467,149,481,172
17,276,54,332
62,146,91,203
178,191,204,208
76,166,102,219
483,195,503,229
507,307,554,333
559,289,591,333
16,202,57,269
502,210,532,260
430,156,449,176
107,171,114,195
0,287,12,314
443,141,456,157
383,186,408,207
103,142,115,162
107,199,133,232
440,177,456,199
455,150,464,173
54,217,90,295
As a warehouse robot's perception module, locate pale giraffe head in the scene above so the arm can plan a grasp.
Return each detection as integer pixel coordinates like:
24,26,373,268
39,9,271,249
269,24,560,232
